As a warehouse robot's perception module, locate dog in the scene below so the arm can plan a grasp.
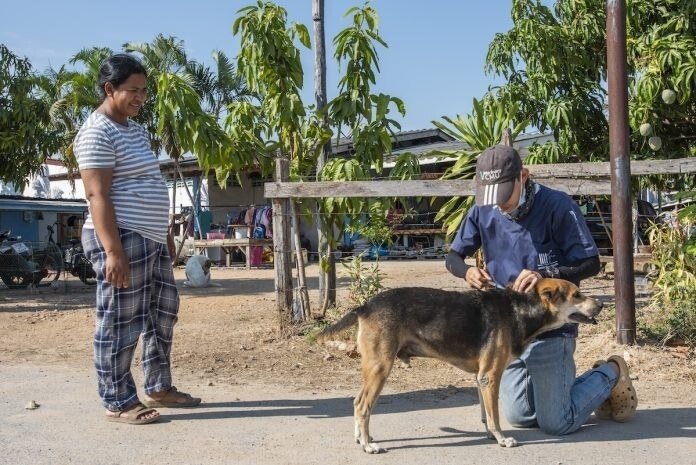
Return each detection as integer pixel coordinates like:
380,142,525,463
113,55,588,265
318,278,603,453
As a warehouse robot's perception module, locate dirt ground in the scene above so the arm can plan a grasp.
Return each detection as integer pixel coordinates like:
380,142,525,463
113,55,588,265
0,259,694,404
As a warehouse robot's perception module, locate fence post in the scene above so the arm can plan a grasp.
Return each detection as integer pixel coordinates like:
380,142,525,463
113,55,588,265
501,128,513,147
273,157,293,335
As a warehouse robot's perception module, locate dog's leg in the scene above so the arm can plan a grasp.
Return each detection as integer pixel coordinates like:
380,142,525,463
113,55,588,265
476,385,494,439
477,335,518,448
478,369,518,447
354,349,395,453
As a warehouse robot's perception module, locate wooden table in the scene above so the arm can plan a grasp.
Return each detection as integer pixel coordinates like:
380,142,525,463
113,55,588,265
193,238,273,269
392,227,445,248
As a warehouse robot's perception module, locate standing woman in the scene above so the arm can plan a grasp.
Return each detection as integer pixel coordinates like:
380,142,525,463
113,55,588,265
75,53,200,425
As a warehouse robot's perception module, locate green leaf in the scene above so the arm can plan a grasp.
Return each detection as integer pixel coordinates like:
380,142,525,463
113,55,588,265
293,23,312,49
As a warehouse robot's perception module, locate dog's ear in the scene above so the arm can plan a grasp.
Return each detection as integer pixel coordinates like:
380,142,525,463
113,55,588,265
535,279,559,305
536,278,576,307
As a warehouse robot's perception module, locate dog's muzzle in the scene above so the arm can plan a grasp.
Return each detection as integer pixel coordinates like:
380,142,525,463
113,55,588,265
569,300,603,325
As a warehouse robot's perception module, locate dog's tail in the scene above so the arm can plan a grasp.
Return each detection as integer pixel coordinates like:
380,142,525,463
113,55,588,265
317,306,365,342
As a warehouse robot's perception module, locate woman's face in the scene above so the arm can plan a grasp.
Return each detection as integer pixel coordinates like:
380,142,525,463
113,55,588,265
104,73,147,121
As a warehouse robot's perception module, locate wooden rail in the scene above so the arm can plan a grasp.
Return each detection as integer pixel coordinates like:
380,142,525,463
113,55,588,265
264,157,696,198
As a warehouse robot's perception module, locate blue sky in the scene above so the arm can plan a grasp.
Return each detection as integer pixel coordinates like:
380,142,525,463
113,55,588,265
2,0,515,131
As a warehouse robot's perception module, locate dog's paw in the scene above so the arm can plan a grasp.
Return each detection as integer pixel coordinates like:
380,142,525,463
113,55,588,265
363,442,386,454
498,437,519,448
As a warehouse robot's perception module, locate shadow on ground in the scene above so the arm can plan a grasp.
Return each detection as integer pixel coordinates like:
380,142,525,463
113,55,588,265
169,386,479,421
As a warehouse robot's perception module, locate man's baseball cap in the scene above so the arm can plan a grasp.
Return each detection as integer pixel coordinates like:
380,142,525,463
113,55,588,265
475,144,523,206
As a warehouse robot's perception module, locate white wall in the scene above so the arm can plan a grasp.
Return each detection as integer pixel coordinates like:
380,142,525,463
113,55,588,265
169,177,209,214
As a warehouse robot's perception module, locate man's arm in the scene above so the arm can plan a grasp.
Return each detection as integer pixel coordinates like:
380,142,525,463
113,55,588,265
539,255,601,283
445,249,470,279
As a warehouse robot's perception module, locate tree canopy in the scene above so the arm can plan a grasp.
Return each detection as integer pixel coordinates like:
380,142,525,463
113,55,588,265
484,0,696,183
0,45,58,190
0,36,254,191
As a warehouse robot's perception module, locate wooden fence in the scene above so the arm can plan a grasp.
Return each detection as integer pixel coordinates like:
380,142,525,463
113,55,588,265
265,156,696,325
266,157,696,198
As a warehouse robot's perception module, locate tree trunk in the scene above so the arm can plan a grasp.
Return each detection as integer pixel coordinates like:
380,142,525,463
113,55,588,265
313,0,336,315
170,168,177,260
291,200,311,320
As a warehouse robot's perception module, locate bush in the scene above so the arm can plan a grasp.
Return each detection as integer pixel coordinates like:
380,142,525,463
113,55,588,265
639,301,696,347
644,192,696,347
341,255,384,307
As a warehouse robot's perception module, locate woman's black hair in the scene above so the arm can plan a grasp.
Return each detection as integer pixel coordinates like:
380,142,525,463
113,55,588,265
98,53,147,100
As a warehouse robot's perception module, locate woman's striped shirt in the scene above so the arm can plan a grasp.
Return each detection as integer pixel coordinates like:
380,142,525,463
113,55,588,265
74,111,169,244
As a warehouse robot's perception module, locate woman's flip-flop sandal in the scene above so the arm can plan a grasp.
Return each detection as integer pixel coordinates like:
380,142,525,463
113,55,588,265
106,403,160,425
606,355,638,422
142,386,202,408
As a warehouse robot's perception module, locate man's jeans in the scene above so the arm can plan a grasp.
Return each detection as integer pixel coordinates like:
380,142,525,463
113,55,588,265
500,336,618,435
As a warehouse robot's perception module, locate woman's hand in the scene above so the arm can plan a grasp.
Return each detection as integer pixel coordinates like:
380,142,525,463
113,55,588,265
465,267,496,290
512,269,542,293
105,249,129,289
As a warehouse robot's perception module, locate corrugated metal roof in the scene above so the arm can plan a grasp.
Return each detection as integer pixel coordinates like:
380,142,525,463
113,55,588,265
0,196,87,213
383,132,554,167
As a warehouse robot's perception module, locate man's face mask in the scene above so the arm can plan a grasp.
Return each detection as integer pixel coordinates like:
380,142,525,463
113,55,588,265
498,177,525,219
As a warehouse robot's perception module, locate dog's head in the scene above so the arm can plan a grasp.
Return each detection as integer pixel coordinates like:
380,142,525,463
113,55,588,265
535,278,603,325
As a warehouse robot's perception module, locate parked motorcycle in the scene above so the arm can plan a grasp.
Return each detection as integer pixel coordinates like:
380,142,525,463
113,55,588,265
0,229,63,288
61,238,96,285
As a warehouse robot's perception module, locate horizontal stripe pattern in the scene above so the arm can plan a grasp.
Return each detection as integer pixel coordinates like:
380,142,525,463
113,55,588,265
74,112,169,243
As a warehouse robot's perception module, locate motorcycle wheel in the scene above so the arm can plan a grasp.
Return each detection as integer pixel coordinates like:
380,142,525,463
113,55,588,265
33,244,64,286
76,255,96,285
44,244,64,283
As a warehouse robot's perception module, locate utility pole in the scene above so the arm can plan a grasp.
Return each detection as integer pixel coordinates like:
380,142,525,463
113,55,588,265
607,0,636,344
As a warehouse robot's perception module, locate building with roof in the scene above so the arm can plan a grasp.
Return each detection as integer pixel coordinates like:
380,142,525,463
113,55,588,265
0,195,87,243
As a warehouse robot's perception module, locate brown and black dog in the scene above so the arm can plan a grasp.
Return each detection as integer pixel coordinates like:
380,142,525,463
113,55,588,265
318,278,603,453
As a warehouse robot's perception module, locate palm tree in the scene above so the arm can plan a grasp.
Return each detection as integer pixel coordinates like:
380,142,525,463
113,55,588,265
67,47,115,127
35,65,83,184
124,35,253,159
124,35,188,158
124,35,258,252
29,47,113,187
187,50,255,120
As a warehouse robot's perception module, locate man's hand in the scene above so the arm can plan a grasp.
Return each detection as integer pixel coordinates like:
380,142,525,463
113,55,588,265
465,267,496,290
512,269,542,293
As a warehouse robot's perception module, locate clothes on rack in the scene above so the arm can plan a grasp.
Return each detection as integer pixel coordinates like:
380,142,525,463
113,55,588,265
226,206,273,239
